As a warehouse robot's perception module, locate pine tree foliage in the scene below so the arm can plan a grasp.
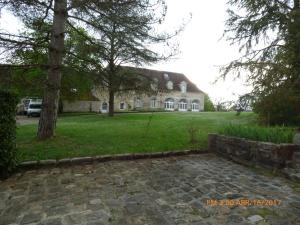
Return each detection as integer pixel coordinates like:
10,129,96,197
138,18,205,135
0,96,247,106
223,0,300,124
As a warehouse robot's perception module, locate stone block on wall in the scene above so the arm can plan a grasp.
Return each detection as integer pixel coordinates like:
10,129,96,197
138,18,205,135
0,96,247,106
208,134,300,171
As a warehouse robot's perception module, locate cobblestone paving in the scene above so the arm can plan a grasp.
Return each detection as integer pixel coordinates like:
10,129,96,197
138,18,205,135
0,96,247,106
1,154,300,225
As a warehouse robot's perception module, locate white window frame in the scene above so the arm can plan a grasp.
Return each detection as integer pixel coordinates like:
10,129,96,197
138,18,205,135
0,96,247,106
192,102,200,112
150,99,157,108
101,102,108,113
120,102,126,110
179,100,188,111
164,99,174,111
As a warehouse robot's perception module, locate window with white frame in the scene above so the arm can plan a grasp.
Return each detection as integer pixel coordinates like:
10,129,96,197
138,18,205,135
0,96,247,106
164,98,174,110
120,102,126,110
179,99,188,111
192,100,200,112
150,98,157,108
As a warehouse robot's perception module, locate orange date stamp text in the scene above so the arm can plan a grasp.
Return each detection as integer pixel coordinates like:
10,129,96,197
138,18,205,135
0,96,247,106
206,199,281,206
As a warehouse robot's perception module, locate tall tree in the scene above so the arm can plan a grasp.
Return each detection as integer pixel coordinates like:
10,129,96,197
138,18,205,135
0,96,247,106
37,0,67,138
1,0,70,139
1,23,93,101
79,0,183,116
223,0,300,124
0,0,160,138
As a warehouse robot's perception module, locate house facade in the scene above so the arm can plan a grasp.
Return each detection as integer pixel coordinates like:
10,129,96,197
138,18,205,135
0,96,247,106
63,68,205,113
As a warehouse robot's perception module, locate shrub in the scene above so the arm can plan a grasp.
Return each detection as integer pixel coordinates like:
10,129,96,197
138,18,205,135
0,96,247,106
186,122,201,150
204,94,215,111
253,89,300,126
0,90,18,179
219,124,295,144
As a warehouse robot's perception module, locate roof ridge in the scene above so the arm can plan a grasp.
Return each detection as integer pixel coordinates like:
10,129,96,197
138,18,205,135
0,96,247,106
123,66,185,76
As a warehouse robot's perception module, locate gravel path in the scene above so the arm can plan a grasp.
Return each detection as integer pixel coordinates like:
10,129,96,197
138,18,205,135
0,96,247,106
16,116,39,126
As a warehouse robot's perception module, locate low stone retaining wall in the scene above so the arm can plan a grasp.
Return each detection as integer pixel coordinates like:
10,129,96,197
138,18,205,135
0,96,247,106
18,149,208,170
208,134,300,181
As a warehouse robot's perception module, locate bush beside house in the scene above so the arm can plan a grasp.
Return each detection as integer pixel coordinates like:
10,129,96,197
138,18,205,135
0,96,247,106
204,94,215,112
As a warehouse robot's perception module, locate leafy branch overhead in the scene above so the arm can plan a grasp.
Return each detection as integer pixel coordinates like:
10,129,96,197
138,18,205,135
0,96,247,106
223,0,300,125
77,0,186,116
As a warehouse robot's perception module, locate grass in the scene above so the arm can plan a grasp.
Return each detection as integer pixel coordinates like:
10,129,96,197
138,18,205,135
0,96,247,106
219,124,295,144
17,112,257,162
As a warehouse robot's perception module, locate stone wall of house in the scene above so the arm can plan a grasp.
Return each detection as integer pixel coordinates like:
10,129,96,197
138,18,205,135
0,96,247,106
62,88,205,113
92,88,205,112
62,101,101,113
208,134,300,181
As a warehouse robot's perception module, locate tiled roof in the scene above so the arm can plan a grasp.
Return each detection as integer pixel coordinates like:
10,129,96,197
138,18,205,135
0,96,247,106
123,67,204,93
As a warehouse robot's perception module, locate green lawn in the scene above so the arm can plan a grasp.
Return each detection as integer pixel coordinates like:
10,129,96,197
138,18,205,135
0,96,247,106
17,112,257,162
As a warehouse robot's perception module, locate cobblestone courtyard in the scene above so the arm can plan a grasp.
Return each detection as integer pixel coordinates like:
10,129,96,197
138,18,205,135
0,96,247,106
1,154,300,225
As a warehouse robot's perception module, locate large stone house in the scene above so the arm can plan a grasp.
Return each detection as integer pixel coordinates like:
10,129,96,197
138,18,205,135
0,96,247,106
63,67,205,113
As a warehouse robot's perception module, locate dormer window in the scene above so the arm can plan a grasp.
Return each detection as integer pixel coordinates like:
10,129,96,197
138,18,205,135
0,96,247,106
164,73,169,80
166,81,173,90
151,78,158,91
180,81,187,93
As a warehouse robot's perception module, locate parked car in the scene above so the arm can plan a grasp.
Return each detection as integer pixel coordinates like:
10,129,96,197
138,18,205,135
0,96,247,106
17,97,42,115
27,103,42,117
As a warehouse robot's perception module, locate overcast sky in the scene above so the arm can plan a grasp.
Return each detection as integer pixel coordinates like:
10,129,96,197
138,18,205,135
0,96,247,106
149,0,252,102
0,0,252,102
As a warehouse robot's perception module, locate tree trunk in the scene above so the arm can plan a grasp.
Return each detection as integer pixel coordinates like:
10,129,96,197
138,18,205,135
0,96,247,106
37,0,67,139
290,0,300,89
108,89,115,117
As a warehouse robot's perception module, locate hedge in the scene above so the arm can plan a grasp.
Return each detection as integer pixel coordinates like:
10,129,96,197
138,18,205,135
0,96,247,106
0,90,18,179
